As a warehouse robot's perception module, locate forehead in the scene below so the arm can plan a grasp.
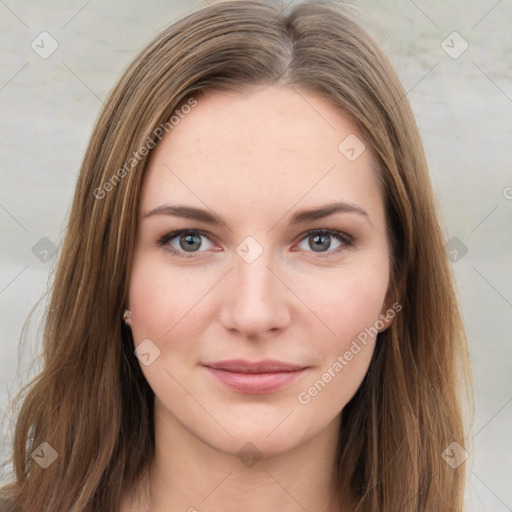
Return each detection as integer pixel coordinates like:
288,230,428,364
141,85,383,223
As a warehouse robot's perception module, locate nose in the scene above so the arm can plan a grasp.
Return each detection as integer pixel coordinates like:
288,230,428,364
218,247,292,339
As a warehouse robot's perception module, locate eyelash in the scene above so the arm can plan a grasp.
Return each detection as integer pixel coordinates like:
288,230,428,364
157,228,354,259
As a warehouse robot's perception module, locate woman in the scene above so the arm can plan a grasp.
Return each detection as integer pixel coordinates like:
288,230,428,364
0,0,472,510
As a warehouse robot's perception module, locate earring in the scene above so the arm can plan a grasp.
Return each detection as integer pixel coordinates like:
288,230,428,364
123,309,131,322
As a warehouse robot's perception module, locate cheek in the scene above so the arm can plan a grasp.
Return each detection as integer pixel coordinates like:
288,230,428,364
294,260,388,406
128,255,185,340
300,261,389,344
127,255,212,394
128,252,218,350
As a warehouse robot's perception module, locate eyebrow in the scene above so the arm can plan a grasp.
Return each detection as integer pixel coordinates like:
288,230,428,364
143,201,370,227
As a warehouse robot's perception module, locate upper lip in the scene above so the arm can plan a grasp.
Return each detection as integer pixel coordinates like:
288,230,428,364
202,359,307,373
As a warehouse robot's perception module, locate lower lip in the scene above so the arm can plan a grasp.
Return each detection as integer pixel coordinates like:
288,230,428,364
203,366,307,394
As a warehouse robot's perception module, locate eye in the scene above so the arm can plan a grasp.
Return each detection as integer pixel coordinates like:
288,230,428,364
295,229,353,257
158,229,216,258
157,228,354,259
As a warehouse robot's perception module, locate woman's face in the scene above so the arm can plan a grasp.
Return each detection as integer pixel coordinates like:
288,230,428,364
128,85,392,457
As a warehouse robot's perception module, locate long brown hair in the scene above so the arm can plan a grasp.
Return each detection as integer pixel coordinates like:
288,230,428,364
0,1,472,510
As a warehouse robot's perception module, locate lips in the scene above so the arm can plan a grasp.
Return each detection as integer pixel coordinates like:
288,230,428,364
202,359,308,394
203,359,306,373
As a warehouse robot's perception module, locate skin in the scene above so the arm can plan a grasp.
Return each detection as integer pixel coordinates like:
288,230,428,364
122,85,393,512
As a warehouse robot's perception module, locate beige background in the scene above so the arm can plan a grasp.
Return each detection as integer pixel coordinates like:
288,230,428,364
0,0,511,509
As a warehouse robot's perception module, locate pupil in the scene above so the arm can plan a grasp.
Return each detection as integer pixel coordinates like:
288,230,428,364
181,233,201,252
310,234,330,252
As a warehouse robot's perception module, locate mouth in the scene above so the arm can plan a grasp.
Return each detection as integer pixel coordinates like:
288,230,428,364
201,359,308,394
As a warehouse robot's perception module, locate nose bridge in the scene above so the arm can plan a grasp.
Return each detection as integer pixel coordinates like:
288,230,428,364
236,247,274,299
220,240,290,335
